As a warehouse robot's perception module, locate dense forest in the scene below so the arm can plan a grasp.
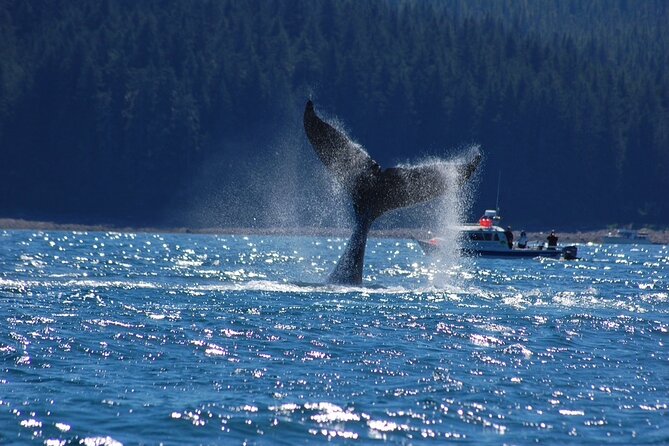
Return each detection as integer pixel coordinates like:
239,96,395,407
0,0,667,230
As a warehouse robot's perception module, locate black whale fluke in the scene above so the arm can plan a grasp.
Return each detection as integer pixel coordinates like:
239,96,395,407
304,100,481,285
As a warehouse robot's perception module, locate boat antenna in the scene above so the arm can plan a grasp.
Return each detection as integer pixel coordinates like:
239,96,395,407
495,170,501,213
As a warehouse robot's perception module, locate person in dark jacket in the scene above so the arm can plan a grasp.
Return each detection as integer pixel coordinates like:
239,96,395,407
504,226,514,249
547,230,558,249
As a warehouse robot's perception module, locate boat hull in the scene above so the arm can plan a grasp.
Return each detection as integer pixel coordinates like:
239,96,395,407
415,239,578,260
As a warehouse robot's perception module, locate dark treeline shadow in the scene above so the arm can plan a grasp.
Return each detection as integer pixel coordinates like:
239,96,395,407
0,0,667,230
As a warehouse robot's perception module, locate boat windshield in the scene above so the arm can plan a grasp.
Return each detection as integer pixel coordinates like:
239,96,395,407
468,232,503,241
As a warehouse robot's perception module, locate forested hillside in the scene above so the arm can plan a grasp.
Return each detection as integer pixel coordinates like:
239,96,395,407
1,0,667,229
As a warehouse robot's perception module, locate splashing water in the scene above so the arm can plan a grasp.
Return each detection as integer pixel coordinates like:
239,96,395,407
427,145,480,288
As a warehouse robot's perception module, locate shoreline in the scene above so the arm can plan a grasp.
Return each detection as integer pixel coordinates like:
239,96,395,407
1,218,668,245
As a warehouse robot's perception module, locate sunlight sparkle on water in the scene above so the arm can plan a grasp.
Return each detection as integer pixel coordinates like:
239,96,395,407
0,230,667,444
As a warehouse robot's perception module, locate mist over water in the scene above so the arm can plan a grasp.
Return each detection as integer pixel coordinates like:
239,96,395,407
171,133,346,231
418,145,480,288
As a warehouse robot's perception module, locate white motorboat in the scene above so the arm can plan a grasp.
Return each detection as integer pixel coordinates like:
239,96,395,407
602,229,653,245
414,210,578,260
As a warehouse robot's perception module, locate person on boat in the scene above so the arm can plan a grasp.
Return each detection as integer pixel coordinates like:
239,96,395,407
547,230,558,249
504,226,514,249
517,231,528,249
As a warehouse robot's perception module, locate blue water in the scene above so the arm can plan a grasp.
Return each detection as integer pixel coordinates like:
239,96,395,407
1,229,667,445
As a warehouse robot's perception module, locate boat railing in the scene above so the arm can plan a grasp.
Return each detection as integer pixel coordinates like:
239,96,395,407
515,241,559,250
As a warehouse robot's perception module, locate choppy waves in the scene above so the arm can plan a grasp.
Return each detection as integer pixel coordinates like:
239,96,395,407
1,230,668,444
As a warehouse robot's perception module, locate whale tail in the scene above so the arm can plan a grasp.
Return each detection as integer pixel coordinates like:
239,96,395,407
304,100,481,284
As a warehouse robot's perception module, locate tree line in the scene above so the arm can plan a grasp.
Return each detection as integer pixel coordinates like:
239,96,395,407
0,0,667,229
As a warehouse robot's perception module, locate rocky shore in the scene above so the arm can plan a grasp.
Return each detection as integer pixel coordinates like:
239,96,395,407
1,218,668,245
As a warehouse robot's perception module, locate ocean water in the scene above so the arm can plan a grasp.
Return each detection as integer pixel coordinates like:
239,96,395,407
1,229,667,445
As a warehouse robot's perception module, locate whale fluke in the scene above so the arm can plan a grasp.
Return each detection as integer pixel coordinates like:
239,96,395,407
304,100,481,285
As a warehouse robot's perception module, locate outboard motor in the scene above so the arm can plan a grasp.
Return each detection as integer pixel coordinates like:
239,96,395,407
562,246,578,260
